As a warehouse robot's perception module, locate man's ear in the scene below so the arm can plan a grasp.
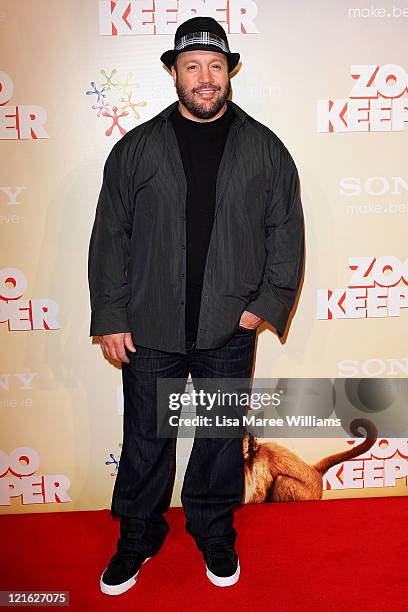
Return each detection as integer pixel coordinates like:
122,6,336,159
170,64,177,86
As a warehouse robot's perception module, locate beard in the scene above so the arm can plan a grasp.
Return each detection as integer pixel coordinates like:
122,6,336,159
175,77,231,120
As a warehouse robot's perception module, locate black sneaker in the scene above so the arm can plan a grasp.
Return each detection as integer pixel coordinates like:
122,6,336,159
202,543,240,587
100,551,151,595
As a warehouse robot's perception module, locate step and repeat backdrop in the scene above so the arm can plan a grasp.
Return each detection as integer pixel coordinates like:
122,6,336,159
1,1,407,514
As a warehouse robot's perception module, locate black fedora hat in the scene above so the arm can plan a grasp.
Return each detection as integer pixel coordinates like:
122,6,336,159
160,16,240,73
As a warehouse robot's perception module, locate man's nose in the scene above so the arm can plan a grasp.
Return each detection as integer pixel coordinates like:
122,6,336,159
198,65,213,83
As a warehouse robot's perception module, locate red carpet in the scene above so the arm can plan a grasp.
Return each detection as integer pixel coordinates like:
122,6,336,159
1,497,407,611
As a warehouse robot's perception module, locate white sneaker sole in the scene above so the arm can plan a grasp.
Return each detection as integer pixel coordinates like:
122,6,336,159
100,557,151,596
205,560,240,587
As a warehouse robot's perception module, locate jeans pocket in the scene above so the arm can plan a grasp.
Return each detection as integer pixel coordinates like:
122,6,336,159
128,344,173,359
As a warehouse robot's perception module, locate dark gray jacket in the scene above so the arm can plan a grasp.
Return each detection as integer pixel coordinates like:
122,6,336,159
88,99,304,354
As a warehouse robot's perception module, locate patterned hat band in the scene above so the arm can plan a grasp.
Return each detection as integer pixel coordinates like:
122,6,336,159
174,31,230,54
160,19,240,72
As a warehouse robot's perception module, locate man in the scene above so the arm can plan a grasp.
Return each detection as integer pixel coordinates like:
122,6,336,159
88,16,304,595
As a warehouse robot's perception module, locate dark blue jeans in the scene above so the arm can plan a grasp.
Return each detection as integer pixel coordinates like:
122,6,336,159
111,325,257,556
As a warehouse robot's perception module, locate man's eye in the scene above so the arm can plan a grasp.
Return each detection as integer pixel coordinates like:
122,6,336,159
212,64,222,69
187,65,198,70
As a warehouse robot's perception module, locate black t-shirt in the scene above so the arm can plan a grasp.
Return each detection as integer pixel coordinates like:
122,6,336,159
170,103,235,342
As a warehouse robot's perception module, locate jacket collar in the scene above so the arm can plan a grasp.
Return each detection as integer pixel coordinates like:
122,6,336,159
159,99,247,125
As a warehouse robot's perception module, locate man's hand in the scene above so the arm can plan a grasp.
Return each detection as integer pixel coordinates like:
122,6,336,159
99,332,136,364
239,310,264,330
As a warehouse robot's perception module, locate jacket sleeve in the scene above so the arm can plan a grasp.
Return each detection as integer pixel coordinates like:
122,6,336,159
245,142,304,337
88,144,133,337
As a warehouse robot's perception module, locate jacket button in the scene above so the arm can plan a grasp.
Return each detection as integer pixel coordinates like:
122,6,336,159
181,301,185,305
182,245,185,250
181,273,185,278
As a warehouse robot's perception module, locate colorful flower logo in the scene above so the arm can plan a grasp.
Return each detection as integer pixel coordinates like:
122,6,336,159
105,443,123,477
86,69,147,136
